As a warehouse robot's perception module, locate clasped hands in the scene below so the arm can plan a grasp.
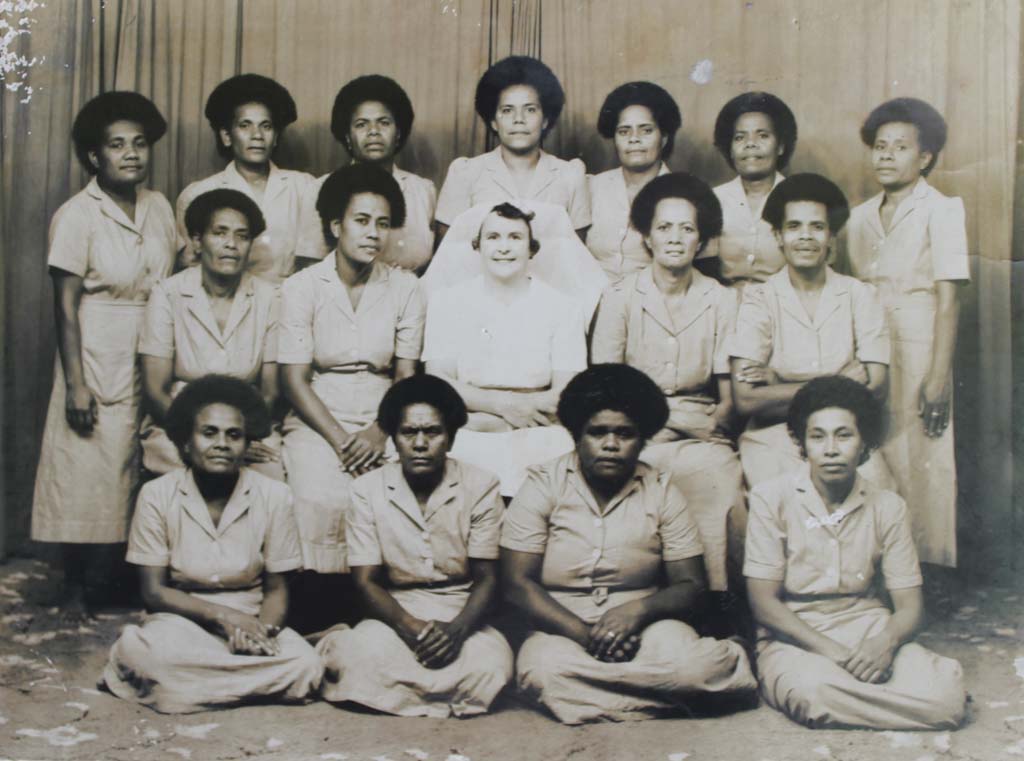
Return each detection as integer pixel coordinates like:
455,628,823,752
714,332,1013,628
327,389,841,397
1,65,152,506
403,619,467,670
734,359,868,388
579,601,646,663
218,611,282,657
333,424,387,476
495,391,558,429
821,631,896,684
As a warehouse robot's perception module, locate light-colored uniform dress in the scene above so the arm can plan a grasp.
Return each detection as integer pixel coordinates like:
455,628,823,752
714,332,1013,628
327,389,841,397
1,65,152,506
278,254,425,573
295,165,437,272
501,452,757,724
591,267,744,591
175,161,319,285
744,466,966,729
318,459,514,717
845,178,969,567
101,467,323,713
700,173,786,286
585,164,668,283
138,266,282,478
423,276,585,496
32,179,176,543
728,267,895,489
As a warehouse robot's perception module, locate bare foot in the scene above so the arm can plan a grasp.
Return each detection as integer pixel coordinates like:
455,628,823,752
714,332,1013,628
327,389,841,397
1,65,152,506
58,588,96,628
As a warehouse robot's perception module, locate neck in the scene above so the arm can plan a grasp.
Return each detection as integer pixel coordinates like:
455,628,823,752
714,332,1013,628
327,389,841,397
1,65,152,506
356,157,395,174
811,470,856,511
97,176,138,204
787,264,827,291
201,267,242,298
499,144,541,169
621,161,661,188
405,468,445,502
583,470,630,504
335,248,374,286
483,271,530,301
652,261,693,294
739,172,776,197
193,468,239,502
882,178,918,209
233,159,271,183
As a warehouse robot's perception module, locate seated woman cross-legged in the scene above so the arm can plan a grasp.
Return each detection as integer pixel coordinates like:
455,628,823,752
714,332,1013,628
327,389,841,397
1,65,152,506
318,375,514,717
745,375,966,729
500,364,757,725
101,376,321,713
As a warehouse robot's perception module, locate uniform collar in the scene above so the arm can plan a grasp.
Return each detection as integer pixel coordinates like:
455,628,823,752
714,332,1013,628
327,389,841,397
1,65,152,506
566,452,647,517
632,265,716,335
315,252,391,320
792,464,868,532
223,160,289,204
770,265,847,330
865,176,931,237
86,176,150,235
178,265,257,345
177,467,254,540
483,146,560,200
383,458,462,528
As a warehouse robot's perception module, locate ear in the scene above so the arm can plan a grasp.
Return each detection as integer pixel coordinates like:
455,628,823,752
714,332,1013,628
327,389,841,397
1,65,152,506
773,229,784,249
541,116,550,134
659,134,668,152
471,235,480,251
642,234,654,255
918,150,933,173
777,141,785,158
218,128,232,148
189,231,203,251
87,150,100,171
489,118,499,135
329,218,343,240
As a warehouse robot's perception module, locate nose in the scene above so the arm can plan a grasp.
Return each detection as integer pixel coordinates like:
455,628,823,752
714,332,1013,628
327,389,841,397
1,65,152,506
513,109,525,124
600,433,620,452
628,129,640,144
368,122,381,136
224,235,237,250
413,431,428,449
823,435,840,456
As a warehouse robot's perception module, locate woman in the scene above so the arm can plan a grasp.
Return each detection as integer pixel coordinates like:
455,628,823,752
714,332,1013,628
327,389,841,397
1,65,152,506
745,375,966,729
592,173,743,594
297,75,437,273
500,364,757,724
176,74,317,284
424,202,585,497
101,376,322,713
588,81,680,282
702,92,797,286
318,375,513,717
32,91,176,622
141,189,283,479
845,98,968,568
279,164,424,628
729,174,894,489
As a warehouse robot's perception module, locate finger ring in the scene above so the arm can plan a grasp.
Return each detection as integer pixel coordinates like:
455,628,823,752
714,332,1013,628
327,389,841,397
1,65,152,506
605,631,617,639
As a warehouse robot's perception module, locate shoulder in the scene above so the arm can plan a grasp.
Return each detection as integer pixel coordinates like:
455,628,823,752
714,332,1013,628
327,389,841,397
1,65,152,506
52,188,96,229
521,453,572,495
281,260,321,294
443,155,482,181
552,154,587,182
351,464,389,500
861,477,909,522
451,459,501,498
138,468,188,507
920,182,965,216
430,276,478,307
140,187,174,216
243,467,293,505
532,278,583,315
177,173,223,205
383,263,422,295
748,471,795,514
396,168,436,192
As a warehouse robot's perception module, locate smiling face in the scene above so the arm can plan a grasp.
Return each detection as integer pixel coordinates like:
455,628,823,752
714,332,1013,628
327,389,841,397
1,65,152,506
347,100,399,165
220,102,276,166
184,402,247,475
803,406,866,493
193,207,252,279
477,212,532,282
331,192,392,265
394,403,451,482
730,111,783,180
777,200,832,273
576,409,643,486
90,119,150,186
614,104,665,172
871,121,931,192
490,84,547,154
644,197,701,272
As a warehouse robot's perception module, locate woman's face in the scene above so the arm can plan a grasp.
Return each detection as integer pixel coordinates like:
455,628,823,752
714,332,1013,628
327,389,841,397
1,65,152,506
871,121,931,192
777,200,832,272
577,410,644,484
394,403,451,481
90,119,150,186
491,84,547,154
185,402,247,475
644,197,701,272
614,104,665,172
331,192,391,265
803,406,866,490
478,212,532,282
220,102,276,166
348,100,399,165
730,111,783,179
193,207,253,279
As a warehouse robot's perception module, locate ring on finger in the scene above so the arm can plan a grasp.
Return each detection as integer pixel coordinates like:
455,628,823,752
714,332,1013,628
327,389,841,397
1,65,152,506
604,631,617,639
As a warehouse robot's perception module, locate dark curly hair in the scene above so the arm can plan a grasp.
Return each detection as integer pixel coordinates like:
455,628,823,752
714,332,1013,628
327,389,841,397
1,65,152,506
629,172,724,249
762,173,850,235
860,97,947,176
713,91,798,172
184,189,267,240
597,81,682,159
316,163,407,249
71,91,167,174
165,375,272,461
471,202,541,256
378,374,469,439
204,74,298,159
475,56,565,134
557,364,669,441
330,75,415,154
788,375,886,456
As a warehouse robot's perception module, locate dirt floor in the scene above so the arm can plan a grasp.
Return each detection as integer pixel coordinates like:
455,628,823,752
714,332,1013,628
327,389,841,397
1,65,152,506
1,557,1022,761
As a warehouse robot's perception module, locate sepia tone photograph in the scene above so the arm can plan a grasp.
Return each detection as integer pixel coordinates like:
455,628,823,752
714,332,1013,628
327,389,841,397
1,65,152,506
0,0,1021,758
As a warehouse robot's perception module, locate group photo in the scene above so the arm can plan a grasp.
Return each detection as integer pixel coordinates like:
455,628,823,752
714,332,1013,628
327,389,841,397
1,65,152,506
0,1,1021,759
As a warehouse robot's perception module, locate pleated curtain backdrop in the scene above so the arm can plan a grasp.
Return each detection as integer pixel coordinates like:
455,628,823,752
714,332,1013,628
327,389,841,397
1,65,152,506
1,0,1021,575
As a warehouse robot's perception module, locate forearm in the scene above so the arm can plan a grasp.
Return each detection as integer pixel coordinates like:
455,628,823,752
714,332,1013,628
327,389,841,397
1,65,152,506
430,368,524,417
143,584,247,635
53,285,86,389
880,593,923,650
449,574,497,635
734,381,803,421
358,578,424,641
750,592,842,655
280,366,347,451
927,292,959,380
631,578,705,628
507,577,589,644
258,575,289,628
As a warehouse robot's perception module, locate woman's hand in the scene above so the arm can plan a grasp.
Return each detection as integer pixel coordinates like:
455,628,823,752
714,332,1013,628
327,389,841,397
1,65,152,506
65,383,98,433
843,632,896,683
588,600,646,663
335,424,386,475
496,395,551,429
217,610,281,656
663,402,729,444
244,440,280,465
816,638,853,668
918,373,951,438
733,362,778,387
838,359,870,386
412,620,469,669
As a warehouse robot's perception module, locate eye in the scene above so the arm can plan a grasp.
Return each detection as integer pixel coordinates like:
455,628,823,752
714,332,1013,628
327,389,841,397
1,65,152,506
379,118,392,126
228,430,245,440
641,126,654,134
616,127,629,137
378,219,391,229
353,120,366,129
733,133,744,142
237,232,251,241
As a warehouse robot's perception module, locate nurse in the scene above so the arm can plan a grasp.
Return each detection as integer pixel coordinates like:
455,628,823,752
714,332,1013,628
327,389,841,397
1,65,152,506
32,91,176,622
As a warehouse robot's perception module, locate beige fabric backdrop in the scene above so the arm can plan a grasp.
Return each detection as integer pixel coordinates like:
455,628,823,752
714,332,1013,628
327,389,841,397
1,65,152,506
2,0,1020,574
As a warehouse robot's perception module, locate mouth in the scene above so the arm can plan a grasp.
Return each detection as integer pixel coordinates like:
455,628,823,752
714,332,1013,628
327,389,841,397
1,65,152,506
821,463,848,472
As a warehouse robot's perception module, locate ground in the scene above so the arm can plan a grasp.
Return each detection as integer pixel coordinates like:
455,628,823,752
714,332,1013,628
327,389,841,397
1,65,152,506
1,557,1022,761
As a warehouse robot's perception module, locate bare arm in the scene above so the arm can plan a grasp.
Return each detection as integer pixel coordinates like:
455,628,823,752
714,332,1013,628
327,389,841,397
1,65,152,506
351,565,427,645
432,222,449,253
500,548,590,647
920,281,959,437
426,361,552,428
747,577,850,663
258,570,290,629
280,363,348,453
51,269,96,433
843,586,923,684
259,361,279,411
730,357,803,421
141,355,175,423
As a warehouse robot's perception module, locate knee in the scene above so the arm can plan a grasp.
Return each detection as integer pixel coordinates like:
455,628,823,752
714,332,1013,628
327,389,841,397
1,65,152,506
900,646,967,727
516,633,575,689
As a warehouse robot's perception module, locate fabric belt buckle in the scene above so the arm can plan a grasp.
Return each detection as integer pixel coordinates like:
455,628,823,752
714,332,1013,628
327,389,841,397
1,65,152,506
591,586,609,606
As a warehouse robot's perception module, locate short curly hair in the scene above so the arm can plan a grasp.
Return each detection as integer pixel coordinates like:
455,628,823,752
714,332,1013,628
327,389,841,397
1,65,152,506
475,56,565,134
629,172,724,248
471,202,541,256
316,163,407,249
184,189,267,240
378,374,469,439
557,364,669,441
71,91,167,174
860,97,947,176
713,91,798,172
787,375,886,454
330,75,415,153
762,173,850,235
597,81,682,158
204,74,298,159
164,375,272,461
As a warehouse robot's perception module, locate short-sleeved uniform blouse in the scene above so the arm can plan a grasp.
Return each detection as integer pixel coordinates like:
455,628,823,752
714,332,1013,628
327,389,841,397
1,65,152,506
435,147,591,230
277,253,425,371
422,276,586,389
500,452,703,592
346,459,504,587
701,174,786,282
175,162,318,285
591,267,736,398
140,265,278,383
585,165,668,281
728,267,890,381
126,467,302,616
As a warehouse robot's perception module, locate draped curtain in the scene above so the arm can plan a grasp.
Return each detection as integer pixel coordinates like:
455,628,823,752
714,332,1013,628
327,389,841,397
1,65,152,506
2,0,1020,576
